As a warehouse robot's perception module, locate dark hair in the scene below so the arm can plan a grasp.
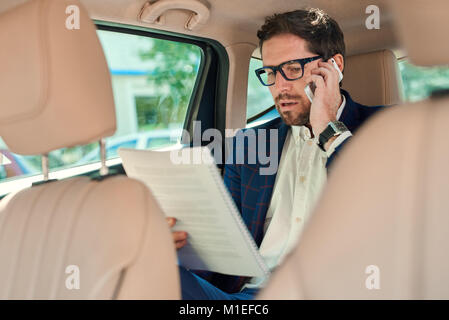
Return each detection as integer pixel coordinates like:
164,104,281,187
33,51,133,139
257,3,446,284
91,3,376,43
257,8,346,62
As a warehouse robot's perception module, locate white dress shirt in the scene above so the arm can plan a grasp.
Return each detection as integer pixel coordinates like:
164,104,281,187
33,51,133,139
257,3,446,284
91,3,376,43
243,95,351,290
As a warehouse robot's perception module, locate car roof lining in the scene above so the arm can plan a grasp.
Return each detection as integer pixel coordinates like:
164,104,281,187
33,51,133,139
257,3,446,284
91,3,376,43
0,0,401,56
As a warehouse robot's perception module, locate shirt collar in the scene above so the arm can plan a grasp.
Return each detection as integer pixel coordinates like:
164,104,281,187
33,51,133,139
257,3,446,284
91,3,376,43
291,125,312,143
336,94,346,120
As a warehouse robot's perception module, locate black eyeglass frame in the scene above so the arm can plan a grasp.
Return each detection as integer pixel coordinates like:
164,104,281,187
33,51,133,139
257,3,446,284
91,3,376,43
255,55,322,86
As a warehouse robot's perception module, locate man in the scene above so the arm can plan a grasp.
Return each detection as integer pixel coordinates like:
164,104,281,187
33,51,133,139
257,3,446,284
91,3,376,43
170,8,385,299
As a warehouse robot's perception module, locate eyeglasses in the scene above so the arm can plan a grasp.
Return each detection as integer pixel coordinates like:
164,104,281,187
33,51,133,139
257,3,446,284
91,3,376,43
255,55,322,86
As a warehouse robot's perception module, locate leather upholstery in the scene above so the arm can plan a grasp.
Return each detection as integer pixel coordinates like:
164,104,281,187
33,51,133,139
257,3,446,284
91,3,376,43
0,0,180,299
0,0,116,155
0,176,180,299
342,49,403,106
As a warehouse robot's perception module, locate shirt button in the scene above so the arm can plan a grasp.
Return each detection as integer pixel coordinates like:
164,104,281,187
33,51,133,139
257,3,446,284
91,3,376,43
307,140,313,146
299,176,305,183
296,217,302,223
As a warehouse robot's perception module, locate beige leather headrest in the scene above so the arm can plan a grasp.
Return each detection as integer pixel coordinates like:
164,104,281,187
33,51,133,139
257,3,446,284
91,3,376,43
342,49,403,106
390,0,449,67
0,0,116,155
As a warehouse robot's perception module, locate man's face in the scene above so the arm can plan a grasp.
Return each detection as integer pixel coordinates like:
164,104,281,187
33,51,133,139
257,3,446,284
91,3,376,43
261,33,320,126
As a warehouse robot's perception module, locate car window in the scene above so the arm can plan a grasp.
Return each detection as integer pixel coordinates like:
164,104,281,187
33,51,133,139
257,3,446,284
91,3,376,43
246,57,275,125
0,29,202,184
399,59,449,102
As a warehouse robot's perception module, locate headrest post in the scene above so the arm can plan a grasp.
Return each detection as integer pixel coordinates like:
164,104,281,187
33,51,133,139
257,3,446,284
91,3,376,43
99,139,108,176
41,154,49,181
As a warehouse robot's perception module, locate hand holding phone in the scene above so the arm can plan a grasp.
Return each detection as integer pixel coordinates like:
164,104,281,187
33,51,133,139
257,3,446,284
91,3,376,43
305,58,343,102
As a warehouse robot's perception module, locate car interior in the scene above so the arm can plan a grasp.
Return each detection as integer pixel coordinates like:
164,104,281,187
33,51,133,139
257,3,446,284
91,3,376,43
258,0,449,299
0,0,448,299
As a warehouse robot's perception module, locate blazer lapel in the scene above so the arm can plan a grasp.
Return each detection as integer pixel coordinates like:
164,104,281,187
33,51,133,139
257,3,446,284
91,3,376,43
339,90,361,132
252,120,289,245
262,121,289,192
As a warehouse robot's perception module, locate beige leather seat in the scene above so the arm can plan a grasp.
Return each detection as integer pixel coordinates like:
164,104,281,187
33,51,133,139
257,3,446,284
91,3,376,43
258,0,449,299
342,49,404,106
0,0,179,299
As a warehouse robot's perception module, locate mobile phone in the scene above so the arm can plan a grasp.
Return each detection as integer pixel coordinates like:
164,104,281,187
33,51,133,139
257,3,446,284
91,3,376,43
305,58,343,102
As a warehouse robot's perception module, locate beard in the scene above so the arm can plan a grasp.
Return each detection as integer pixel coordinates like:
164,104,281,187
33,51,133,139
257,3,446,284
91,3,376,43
275,93,311,126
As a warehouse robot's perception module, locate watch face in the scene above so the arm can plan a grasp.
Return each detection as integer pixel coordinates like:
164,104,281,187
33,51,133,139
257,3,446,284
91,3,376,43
330,121,348,133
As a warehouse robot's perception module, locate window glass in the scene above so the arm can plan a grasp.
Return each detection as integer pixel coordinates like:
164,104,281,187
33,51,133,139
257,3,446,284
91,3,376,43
0,29,202,183
246,58,275,120
399,59,449,102
0,146,41,180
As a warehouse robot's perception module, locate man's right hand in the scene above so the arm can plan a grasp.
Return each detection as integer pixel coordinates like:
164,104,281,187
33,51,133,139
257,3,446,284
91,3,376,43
167,217,188,249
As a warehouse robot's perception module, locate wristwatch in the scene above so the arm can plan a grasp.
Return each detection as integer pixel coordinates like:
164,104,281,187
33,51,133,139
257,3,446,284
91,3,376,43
317,121,349,151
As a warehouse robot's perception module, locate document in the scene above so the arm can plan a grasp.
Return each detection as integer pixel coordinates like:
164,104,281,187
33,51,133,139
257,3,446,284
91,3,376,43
119,147,269,277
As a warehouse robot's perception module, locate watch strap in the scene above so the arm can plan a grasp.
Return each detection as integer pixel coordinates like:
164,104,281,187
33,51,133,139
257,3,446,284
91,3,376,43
318,121,348,151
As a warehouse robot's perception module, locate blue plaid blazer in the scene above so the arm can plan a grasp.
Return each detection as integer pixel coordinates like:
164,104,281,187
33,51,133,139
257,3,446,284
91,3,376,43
194,90,385,293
